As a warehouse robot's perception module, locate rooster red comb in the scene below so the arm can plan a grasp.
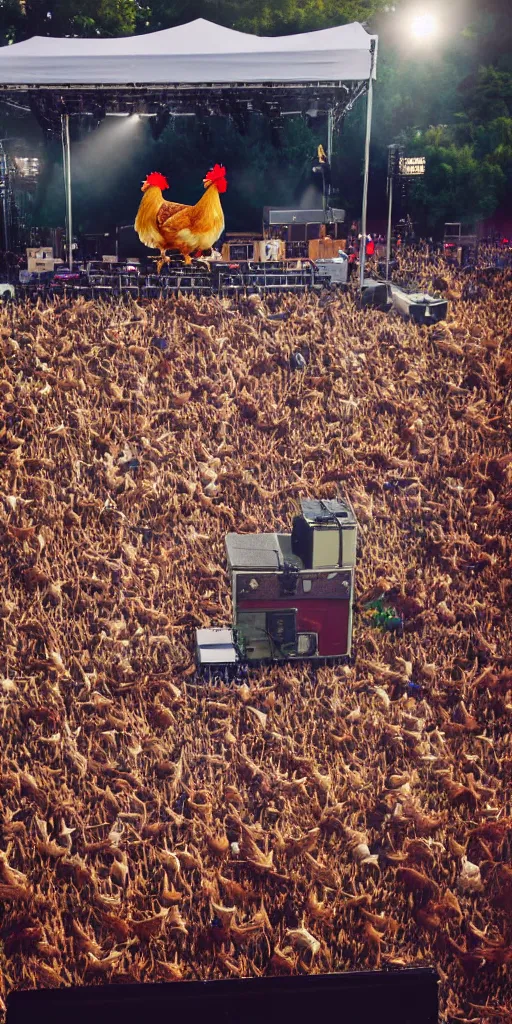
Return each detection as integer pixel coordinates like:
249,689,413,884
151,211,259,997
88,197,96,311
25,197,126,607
205,164,228,192
144,172,169,190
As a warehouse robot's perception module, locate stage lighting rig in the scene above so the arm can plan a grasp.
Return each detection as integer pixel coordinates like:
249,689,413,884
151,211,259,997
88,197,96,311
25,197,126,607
91,100,106,127
230,102,251,135
29,95,60,139
14,156,40,185
199,121,211,141
270,116,285,149
264,100,281,118
149,105,171,140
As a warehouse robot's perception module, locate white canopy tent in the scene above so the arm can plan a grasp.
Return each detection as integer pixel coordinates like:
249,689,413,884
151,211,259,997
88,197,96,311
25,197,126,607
0,18,377,282
0,19,376,85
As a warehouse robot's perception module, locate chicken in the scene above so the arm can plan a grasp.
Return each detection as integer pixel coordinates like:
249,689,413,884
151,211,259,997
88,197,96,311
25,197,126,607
134,165,227,271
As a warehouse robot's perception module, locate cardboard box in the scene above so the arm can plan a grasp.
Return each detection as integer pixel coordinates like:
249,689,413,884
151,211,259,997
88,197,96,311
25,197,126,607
27,258,55,273
308,238,341,261
27,247,53,260
259,239,286,262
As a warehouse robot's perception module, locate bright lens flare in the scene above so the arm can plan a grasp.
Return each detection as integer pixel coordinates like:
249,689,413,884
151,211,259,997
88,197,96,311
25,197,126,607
410,13,438,39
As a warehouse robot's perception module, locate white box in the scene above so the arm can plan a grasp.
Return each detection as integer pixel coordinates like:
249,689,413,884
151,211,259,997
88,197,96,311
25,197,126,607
27,258,55,273
27,247,53,260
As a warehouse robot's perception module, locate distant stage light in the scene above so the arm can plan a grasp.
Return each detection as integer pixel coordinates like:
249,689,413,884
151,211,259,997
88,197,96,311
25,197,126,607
410,12,439,39
14,156,40,178
149,106,170,140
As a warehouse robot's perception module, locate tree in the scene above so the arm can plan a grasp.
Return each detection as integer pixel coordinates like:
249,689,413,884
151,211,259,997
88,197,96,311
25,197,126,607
1,0,137,41
0,0,24,45
461,66,512,123
406,127,507,234
135,0,389,36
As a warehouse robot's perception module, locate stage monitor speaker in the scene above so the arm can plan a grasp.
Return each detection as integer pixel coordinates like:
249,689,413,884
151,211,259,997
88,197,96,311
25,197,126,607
117,225,147,260
360,278,392,310
82,233,114,259
390,284,448,323
330,223,346,241
327,208,346,224
266,208,325,226
289,224,325,243
222,240,259,261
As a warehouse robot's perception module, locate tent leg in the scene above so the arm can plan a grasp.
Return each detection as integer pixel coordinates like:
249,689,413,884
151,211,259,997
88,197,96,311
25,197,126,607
359,40,376,291
61,113,73,270
385,170,393,281
327,108,333,164
0,143,9,253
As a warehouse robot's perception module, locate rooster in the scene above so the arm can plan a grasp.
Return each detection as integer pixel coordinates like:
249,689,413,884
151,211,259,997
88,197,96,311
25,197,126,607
134,165,227,272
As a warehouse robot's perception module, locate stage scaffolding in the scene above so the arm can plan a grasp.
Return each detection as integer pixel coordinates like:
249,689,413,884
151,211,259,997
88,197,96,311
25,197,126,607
0,20,377,281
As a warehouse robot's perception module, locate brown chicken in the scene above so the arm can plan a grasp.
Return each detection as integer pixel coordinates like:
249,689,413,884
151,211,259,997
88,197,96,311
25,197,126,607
134,164,227,271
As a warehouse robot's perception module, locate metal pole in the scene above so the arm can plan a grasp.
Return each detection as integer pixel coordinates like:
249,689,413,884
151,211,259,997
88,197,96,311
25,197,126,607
327,108,333,164
359,39,376,291
385,164,393,282
0,144,9,253
61,113,73,270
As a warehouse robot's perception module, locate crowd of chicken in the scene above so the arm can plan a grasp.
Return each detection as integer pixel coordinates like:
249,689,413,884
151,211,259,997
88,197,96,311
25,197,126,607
0,262,511,1023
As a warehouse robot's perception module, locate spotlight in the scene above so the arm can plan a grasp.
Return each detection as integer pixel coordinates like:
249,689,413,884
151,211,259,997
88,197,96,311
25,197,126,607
410,12,439,40
29,95,59,137
91,100,106,127
14,156,40,180
270,118,284,149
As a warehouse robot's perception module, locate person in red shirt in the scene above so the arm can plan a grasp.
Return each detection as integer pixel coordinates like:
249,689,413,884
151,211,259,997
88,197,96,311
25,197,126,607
366,235,375,257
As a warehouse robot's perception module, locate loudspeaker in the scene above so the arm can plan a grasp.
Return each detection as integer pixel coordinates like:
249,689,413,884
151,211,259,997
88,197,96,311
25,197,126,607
265,208,325,226
360,278,392,310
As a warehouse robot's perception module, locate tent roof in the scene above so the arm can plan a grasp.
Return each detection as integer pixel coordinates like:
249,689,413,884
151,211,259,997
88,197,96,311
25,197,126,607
0,18,377,86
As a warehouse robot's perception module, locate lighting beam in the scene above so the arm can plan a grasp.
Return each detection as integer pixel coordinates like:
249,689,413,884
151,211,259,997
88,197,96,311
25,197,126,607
410,12,439,40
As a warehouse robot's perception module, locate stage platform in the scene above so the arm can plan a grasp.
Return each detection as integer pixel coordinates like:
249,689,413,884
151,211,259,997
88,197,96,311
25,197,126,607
15,259,338,301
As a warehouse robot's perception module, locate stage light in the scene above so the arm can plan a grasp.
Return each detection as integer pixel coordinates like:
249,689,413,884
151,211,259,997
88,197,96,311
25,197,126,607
410,12,439,40
231,103,250,135
14,156,40,179
270,117,284,149
92,100,106,126
149,106,170,140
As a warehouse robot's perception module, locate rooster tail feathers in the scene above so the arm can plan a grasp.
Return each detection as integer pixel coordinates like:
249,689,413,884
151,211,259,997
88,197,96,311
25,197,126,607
135,185,166,250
